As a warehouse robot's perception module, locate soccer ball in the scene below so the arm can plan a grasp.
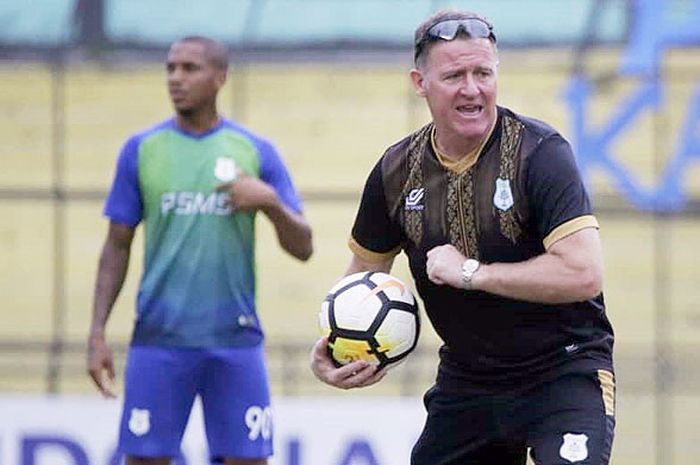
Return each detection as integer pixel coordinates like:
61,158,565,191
318,271,420,370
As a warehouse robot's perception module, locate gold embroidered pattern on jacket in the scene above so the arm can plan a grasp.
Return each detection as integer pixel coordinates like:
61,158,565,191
446,171,461,253
446,170,479,259
402,123,432,247
497,116,524,243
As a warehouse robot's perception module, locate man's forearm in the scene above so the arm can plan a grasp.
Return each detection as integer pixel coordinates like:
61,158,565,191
263,201,313,261
474,253,602,304
89,238,131,340
472,228,604,304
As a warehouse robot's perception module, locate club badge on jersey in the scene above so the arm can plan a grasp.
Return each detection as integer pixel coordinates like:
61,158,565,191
215,157,238,182
493,177,514,211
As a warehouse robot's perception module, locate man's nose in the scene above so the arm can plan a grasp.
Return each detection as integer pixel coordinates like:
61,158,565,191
460,74,479,96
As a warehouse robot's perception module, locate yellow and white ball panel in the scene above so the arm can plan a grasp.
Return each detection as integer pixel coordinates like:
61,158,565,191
329,338,381,365
374,310,418,359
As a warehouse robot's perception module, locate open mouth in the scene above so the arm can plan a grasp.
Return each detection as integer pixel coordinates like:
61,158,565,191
456,104,483,116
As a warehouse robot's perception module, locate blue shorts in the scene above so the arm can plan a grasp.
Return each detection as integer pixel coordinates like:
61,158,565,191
411,370,615,465
118,345,273,460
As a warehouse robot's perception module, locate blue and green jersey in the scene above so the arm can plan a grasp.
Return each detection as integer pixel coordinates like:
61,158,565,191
104,118,303,347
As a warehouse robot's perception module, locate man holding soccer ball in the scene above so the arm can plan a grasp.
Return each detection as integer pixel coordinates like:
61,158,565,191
311,8,615,465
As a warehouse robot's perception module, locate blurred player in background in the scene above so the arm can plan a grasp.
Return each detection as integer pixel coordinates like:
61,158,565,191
311,9,615,465
87,36,313,465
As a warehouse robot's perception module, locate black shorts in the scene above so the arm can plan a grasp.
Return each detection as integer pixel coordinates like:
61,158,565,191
411,370,615,465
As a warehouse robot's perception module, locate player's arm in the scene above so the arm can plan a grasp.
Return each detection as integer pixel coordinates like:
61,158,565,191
427,133,603,304
344,250,394,276
259,190,313,261
474,226,602,302
216,174,313,261
426,226,603,303
87,222,135,398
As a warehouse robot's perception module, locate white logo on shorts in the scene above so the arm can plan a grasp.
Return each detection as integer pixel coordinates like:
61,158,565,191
128,408,151,437
559,433,589,462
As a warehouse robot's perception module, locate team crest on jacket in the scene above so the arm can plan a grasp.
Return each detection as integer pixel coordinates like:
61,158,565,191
214,157,238,182
559,433,588,462
128,408,151,436
493,178,514,211
405,187,425,211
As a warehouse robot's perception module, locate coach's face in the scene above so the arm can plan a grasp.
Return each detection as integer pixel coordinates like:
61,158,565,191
411,38,498,154
166,41,225,115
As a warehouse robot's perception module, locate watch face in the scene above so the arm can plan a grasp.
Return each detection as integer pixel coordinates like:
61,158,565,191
463,259,479,274
461,259,479,290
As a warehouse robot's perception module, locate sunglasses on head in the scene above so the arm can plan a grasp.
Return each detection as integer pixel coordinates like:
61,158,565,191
414,18,497,63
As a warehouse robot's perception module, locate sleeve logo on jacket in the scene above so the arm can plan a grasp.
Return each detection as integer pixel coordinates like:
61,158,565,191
405,187,425,211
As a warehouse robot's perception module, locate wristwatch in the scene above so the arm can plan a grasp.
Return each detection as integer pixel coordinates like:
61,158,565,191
461,259,481,290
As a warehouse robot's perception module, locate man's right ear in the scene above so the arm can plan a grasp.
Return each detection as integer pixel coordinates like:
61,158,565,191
409,68,427,97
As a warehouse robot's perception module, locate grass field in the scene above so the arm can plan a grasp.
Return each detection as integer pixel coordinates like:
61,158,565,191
1,49,699,463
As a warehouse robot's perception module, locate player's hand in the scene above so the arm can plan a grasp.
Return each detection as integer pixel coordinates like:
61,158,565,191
215,173,278,213
87,336,117,398
310,337,386,389
426,244,466,288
